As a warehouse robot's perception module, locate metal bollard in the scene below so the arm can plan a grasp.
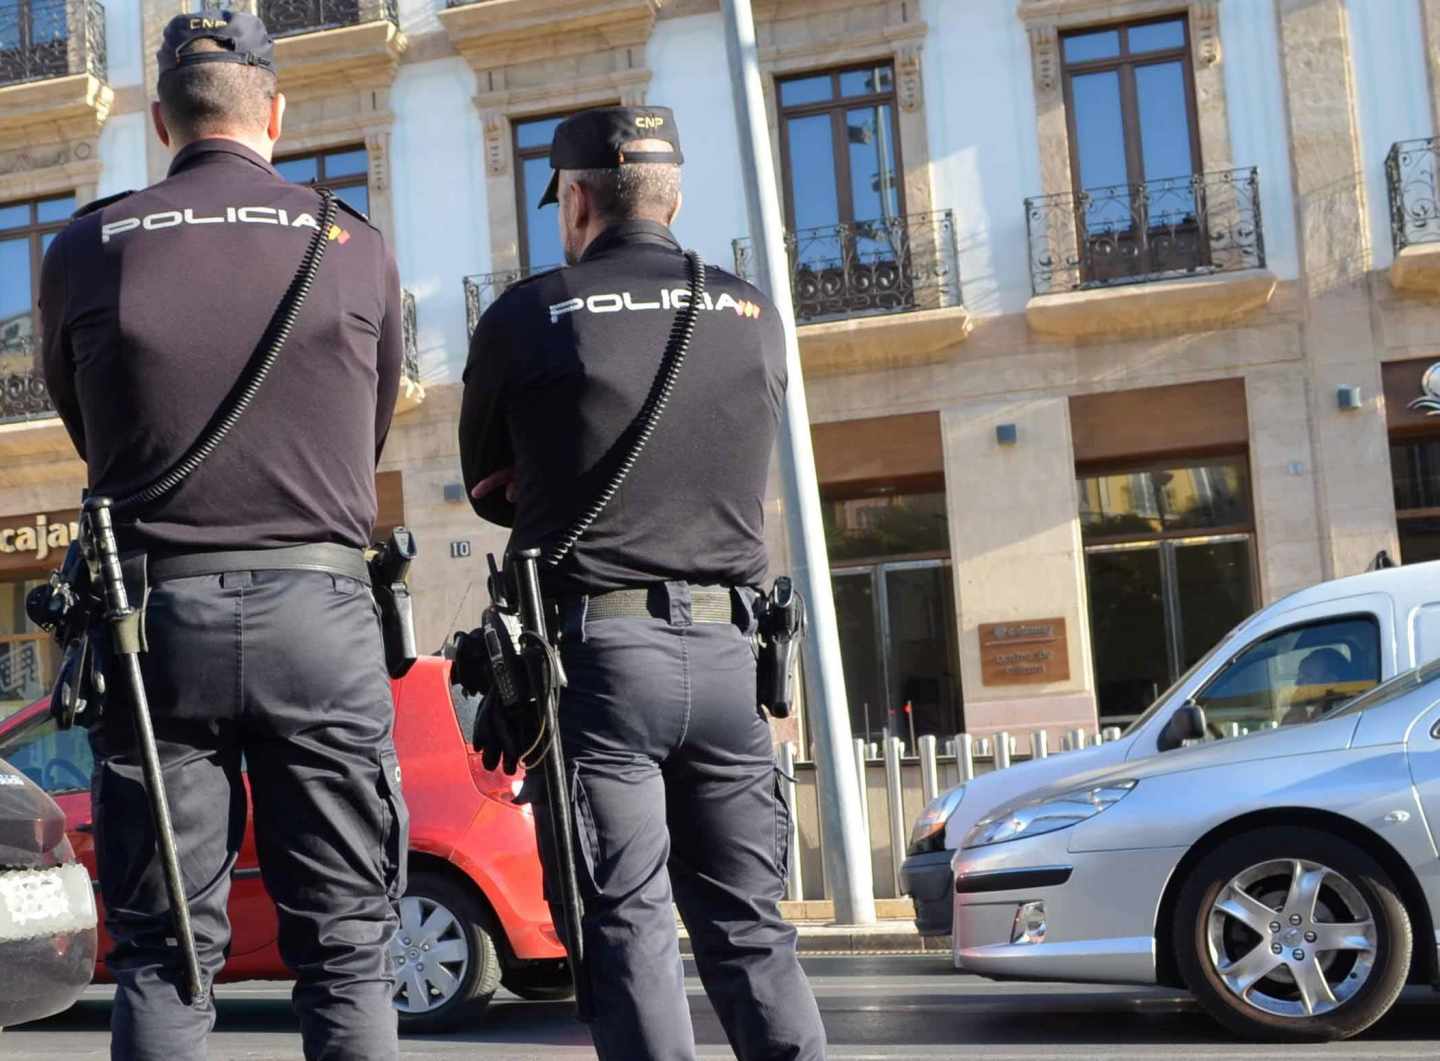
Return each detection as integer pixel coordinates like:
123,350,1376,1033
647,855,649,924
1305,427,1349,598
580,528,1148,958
918,734,939,804
956,733,975,782
883,737,906,895
777,741,803,902
1030,730,1049,760
995,731,1012,770
852,738,871,835
1227,722,1241,739
1069,727,1088,751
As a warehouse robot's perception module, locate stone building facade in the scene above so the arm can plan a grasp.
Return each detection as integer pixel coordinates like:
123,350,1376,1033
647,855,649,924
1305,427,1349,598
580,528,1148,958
3,0,1440,766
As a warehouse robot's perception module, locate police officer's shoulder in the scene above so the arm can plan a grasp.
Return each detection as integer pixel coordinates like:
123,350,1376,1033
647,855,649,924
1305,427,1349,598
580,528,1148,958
331,195,380,234
485,264,566,319
705,262,778,313
72,190,135,220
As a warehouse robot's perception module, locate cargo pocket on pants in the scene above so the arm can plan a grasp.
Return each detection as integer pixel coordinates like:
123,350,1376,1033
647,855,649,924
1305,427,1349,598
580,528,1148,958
773,767,793,885
377,746,409,902
568,766,600,897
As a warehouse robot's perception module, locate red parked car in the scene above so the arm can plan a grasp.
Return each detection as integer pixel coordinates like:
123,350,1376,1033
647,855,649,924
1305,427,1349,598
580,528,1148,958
0,655,568,1032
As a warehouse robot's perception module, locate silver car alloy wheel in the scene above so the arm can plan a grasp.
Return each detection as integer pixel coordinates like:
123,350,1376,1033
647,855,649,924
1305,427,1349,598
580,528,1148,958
390,894,472,1014
1205,858,1378,1019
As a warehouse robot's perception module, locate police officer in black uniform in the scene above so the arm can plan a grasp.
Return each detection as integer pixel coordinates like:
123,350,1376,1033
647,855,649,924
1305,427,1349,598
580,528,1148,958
39,13,407,1060
458,106,827,1060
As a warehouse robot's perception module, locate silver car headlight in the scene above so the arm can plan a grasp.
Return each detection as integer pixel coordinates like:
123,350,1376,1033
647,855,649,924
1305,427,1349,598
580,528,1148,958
963,780,1137,849
907,785,966,855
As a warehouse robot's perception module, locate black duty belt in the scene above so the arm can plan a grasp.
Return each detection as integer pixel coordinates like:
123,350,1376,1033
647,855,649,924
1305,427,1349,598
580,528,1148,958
146,542,370,584
584,585,736,625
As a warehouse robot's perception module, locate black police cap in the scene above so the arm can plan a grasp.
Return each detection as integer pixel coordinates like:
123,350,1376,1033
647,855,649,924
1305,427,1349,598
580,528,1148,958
538,106,684,208
157,10,276,78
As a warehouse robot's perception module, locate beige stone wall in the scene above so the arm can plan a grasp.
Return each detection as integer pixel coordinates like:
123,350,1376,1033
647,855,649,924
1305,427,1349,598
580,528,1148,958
940,397,1097,741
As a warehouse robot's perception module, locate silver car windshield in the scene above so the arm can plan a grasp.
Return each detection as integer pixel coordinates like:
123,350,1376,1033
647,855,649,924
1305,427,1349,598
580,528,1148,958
1326,655,1440,718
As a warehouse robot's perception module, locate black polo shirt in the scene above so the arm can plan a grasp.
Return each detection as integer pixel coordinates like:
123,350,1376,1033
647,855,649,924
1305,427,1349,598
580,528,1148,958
40,139,403,553
458,220,788,595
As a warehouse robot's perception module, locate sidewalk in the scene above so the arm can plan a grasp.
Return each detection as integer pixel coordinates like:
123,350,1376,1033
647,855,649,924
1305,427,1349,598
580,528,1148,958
677,899,953,956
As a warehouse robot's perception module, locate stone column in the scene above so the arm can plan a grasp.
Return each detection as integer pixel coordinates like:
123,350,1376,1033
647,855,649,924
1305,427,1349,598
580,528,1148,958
1276,0,1398,579
1245,368,1326,603
940,398,1097,742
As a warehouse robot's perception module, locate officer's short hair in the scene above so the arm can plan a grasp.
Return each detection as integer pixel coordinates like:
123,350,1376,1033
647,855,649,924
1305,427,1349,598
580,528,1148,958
566,139,681,224
158,39,277,141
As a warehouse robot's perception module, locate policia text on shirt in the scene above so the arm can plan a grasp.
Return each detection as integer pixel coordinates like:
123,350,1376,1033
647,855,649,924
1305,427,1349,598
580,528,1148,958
38,12,408,1061
455,106,827,1061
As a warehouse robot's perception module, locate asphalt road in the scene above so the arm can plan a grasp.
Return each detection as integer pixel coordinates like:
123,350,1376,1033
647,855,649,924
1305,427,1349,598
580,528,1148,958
5,955,1439,1059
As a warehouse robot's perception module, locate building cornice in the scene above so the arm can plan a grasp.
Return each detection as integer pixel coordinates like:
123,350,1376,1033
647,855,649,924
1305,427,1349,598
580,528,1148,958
273,18,409,98
439,0,665,69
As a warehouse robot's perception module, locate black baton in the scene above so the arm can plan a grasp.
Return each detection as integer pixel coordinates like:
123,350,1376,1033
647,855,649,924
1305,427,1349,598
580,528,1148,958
511,548,591,1021
83,497,205,1007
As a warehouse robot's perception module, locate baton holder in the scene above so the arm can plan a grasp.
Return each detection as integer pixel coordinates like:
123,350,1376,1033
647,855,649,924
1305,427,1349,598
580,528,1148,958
82,497,205,1008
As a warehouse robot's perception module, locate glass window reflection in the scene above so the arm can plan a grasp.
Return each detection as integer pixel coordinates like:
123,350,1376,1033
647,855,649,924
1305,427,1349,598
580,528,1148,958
1063,29,1121,63
1129,19,1186,53
823,490,949,562
1079,460,1252,540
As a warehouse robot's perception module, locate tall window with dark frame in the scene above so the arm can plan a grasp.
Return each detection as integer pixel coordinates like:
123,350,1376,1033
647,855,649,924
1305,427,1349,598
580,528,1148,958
513,113,570,274
1,193,73,370
1390,437,1440,564
1078,456,1257,721
776,63,909,320
1061,16,1205,284
274,146,370,217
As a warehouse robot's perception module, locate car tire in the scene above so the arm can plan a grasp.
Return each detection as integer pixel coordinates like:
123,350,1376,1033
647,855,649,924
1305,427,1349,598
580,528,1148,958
392,870,502,1033
502,960,575,1002
1174,827,1410,1042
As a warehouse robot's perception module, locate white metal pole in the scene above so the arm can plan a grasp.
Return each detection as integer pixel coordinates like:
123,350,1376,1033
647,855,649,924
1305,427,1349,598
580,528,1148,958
721,0,875,925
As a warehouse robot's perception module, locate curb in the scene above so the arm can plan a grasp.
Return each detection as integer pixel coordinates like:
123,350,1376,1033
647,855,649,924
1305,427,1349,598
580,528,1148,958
678,921,952,956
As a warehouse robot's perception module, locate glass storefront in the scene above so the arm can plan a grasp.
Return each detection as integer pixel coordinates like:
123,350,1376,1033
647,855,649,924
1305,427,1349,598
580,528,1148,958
825,486,961,751
1391,437,1440,564
1081,459,1257,720
1,577,55,719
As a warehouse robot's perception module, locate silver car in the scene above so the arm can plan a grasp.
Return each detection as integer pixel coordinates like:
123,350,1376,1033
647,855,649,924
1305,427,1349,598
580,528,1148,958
952,658,1440,1042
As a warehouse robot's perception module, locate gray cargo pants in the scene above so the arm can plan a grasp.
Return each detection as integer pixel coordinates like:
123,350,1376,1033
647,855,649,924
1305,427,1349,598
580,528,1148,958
88,567,408,1061
529,581,827,1061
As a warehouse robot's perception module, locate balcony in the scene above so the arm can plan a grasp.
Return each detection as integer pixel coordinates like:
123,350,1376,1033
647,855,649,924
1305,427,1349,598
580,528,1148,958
0,0,109,144
463,265,547,337
258,0,404,94
732,210,970,377
260,0,397,37
1024,168,1276,340
1386,138,1440,295
0,338,53,426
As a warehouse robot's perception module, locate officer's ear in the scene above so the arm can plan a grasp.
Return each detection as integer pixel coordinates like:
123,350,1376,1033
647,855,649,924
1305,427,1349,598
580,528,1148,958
667,189,682,226
151,101,172,149
266,91,287,146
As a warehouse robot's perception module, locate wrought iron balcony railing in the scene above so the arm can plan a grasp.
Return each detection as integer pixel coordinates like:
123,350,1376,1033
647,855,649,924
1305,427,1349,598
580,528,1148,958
1024,168,1265,296
1386,138,1440,254
0,0,106,88
733,210,961,325
257,0,398,38
463,265,553,336
400,288,419,386
0,338,55,425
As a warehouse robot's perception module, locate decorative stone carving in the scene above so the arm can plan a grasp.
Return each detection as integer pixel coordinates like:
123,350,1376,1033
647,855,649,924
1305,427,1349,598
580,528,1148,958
897,44,922,113
365,130,390,192
483,112,507,178
0,144,72,176
1029,23,1059,96
1191,0,1221,65
619,83,647,108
